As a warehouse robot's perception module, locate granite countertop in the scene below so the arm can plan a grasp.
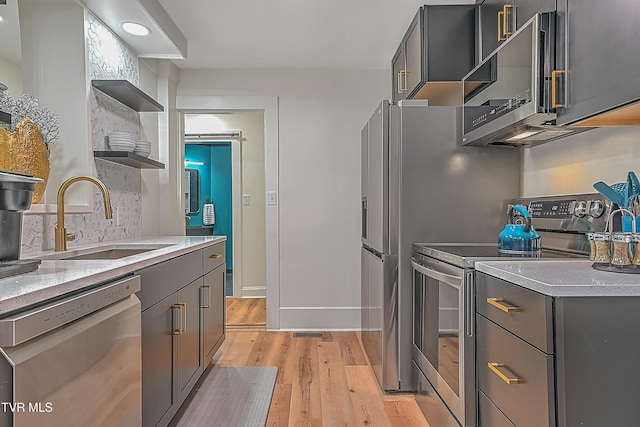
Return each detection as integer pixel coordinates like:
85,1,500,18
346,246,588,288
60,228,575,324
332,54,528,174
476,260,640,297
0,235,226,316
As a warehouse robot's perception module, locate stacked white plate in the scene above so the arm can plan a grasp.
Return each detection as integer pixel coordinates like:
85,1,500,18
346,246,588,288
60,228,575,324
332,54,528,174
108,132,136,152
134,140,152,158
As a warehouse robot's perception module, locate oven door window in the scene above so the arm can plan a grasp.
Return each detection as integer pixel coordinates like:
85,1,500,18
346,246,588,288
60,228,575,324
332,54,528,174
414,263,462,397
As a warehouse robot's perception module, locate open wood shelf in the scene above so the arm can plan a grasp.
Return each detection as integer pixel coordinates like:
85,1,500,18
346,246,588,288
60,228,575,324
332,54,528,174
94,151,165,169
91,80,164,112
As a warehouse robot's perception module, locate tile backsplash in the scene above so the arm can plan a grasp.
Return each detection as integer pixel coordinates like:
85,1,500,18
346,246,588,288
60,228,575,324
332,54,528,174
21,13,145,255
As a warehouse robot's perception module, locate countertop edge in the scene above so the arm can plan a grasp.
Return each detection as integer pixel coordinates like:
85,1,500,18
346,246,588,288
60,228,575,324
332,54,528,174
475,260,640,297
0,236,226,316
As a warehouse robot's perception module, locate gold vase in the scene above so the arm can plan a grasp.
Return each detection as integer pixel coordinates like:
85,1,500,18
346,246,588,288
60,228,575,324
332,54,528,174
0,118,50,203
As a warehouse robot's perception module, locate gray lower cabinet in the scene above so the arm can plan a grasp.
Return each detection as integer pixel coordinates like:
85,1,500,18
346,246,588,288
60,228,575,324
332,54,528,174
201,264,225,366
476,316,555,427
141,282,202,425
141,293,176,427
201,242,226,367
139,243,226,427
176,279,203,403
477,272,640,427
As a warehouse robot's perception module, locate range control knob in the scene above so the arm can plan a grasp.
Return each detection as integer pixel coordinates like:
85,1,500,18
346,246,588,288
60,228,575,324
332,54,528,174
589,200,605,218
574,201,588,217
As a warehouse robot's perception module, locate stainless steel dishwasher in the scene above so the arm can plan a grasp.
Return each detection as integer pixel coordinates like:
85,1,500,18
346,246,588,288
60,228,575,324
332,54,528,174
0,274,142,427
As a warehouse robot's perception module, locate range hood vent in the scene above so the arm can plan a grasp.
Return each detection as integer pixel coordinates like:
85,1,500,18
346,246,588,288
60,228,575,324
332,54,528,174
481,123,591,148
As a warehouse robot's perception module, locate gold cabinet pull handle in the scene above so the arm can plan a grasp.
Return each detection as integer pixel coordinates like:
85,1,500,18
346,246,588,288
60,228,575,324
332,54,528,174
209,254,222,259
201,285,211,309
503,4,513,36
498,11,506,41
486,297,522,313
488,362,522,384
551,70,566,108
171,304,182,335
180,303,187,333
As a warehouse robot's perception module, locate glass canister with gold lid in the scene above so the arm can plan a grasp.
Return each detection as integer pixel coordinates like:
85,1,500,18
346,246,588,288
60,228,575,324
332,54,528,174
586,232,597,261
611,233,633,266
590,232,612,264
632,234,640,266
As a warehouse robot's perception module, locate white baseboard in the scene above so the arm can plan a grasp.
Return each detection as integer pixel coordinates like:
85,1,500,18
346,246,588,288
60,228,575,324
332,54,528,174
241,285,266,298
276,306,361,331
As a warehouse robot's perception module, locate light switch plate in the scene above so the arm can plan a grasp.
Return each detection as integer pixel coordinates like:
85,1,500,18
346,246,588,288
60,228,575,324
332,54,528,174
243,195,250,206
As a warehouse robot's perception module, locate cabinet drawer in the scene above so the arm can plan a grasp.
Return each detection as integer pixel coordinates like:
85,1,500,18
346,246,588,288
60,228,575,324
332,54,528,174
477,316,555,427
137,250,203,311
478,389,515,427
203,242,225,274
476,272,553,352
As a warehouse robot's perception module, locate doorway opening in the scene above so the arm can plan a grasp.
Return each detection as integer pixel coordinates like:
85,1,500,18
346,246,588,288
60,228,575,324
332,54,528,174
182,112,267,306
185,135,238,295
177,96,279,330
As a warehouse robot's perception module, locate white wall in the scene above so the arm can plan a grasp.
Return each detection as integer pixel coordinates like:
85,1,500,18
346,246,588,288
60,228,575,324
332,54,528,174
21,8,148,254
139,58,163,237
523,126,640,196
177,68,389,330
0,57,22,97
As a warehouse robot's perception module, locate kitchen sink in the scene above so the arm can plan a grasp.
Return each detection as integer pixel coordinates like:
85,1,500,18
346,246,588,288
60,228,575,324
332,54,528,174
39,244,175,261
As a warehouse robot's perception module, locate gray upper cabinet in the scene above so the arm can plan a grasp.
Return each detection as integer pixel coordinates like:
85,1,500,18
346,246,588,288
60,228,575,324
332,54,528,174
478,0,556,60
392,5,476,105
556,0,640,126
392,13,422,101
478,0,513,61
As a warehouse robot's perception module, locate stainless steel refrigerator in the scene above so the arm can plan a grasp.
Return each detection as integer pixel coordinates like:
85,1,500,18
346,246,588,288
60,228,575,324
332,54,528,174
360,100,520,391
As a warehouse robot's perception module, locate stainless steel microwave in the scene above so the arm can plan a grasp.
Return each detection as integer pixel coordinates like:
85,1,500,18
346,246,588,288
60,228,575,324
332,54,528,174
461,12,589,147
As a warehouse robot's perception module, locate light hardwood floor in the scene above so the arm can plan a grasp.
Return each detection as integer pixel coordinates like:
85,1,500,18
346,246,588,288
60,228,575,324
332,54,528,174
226,297,267,330
211,331,430,427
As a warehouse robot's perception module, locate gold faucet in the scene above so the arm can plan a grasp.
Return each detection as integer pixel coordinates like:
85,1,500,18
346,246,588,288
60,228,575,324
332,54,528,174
55,176,113,251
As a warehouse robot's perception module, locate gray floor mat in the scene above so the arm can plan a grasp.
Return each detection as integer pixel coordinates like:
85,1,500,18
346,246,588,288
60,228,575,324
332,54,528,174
171,366,278,427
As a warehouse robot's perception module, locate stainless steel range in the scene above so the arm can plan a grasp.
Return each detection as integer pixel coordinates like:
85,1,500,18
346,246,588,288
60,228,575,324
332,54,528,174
410,193,614,427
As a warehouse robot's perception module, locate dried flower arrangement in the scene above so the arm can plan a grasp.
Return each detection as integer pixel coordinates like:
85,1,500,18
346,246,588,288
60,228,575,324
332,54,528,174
0,93,60,145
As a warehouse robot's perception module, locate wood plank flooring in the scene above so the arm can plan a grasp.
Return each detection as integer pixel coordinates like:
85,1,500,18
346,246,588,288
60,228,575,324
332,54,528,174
226,297,266,331
211,331,430,427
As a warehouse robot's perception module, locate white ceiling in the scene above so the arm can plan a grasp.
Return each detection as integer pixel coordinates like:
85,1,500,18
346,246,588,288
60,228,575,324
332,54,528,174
158,0,430,70
0,0,476,71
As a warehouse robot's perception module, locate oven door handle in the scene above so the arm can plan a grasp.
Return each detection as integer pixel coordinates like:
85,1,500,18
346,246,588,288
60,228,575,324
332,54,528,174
411,258,462,288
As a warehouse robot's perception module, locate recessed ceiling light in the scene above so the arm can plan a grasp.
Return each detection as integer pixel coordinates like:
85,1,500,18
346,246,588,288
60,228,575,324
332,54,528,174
121,22,151,36
0,16,4,23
